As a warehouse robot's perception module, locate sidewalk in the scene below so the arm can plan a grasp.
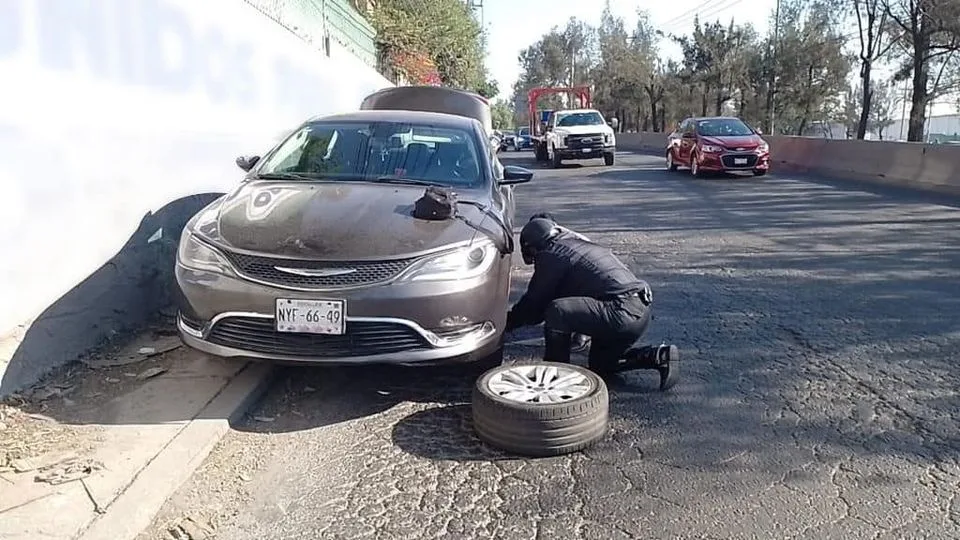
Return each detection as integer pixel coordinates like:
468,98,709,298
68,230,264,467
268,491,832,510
0,330,272,540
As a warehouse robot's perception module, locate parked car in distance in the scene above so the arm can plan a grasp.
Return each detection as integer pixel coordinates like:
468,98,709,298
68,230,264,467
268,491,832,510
499,130,516,151
666,116,770,177
175,106,534,368
514,127,532,151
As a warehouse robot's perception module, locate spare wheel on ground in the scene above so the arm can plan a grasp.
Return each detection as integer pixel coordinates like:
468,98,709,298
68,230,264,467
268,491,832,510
471,362,609,457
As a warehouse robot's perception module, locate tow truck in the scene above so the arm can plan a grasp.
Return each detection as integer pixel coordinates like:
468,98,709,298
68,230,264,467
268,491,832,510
526,86,617,167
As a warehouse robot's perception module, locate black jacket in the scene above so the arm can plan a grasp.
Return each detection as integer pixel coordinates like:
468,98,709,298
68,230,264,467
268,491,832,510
507,237,647,329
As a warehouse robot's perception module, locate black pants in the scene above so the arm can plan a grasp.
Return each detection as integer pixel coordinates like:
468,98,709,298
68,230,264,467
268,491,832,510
542,291,651,372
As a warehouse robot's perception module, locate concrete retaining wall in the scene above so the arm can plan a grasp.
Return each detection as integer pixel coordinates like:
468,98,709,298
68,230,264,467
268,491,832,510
616,132,960,195
0,0,394,395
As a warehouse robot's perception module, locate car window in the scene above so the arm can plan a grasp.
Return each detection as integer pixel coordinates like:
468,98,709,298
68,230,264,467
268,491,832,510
518,128,529,136
555,112,605,127
696,118,754,137
258,121,484,188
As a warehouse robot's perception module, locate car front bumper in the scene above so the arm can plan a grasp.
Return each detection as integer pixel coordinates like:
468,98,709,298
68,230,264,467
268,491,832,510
697,151,770,171
556,144,615,159
175,255,510,366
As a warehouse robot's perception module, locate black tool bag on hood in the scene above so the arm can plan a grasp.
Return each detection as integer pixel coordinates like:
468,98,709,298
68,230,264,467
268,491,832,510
413,186,458,220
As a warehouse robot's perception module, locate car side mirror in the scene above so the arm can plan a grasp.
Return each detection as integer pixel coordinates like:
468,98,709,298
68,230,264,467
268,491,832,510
501,165,533,184
754,128,764,135
236,155,260,172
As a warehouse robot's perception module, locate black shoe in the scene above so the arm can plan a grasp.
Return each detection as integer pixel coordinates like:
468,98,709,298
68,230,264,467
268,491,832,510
654,344,679,391
571,333,591,353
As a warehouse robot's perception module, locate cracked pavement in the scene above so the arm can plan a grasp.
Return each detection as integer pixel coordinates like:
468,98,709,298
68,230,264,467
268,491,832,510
142,151,960,540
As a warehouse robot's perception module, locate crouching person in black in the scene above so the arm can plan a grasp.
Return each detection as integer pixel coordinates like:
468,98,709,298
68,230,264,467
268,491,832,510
504,218,679,390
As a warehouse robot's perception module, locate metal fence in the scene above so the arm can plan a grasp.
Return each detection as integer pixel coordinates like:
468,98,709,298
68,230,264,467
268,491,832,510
243,0,378,69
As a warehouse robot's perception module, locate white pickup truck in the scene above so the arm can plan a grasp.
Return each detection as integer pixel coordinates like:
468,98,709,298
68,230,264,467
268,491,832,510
544,108,617,168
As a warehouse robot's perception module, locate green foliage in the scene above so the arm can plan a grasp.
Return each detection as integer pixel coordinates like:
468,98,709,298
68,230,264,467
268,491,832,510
490,99,514,130
370,0,496,94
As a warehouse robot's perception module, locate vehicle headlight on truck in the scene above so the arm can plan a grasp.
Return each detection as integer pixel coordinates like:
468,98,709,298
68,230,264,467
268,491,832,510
177,232,235,275
399,240,498,282
604,133,614,144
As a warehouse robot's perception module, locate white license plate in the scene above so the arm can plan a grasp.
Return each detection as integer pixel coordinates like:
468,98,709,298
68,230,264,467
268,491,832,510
275,299,345,335
734,158,748,165
582,148,592,153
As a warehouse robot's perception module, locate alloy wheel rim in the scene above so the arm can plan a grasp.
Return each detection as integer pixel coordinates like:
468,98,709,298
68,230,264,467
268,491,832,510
487,364,593,404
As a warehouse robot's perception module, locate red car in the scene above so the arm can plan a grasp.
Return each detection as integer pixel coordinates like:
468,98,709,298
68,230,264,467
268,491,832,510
666,116,770,177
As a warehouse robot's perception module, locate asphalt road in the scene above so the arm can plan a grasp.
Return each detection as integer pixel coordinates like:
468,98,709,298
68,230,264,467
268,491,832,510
144,151,960,540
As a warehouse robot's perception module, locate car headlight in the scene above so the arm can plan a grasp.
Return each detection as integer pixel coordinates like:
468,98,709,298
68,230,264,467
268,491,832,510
398,240,498,282
757,142,769,153
701,144,723,153
605,133,615,144
177,232,234,275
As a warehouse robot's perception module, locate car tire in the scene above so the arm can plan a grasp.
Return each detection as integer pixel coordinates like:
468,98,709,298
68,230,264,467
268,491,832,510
666,150,678,171
551,147,563,168
471,362,609,457
753,169,767,176
603,152,615,166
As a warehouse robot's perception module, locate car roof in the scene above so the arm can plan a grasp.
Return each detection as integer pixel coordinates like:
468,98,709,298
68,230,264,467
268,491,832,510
556,109,601,114
690,116,743,121
308,109,480,130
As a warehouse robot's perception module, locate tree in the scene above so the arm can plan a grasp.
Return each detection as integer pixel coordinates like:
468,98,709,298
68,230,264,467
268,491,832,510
849,0,899,139
490,100,514,130
370,0,496,94
884,0,960,141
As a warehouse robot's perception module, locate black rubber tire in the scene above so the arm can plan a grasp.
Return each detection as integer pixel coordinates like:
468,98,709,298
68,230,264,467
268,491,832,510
551,147,563,168
603,152,615,166
471,362,609,457
666,150,678,171
753,169,767,176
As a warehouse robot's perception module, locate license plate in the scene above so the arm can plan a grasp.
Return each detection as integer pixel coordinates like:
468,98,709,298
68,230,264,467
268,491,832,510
734,158,748,165
275,299,345,335
582,148,592,153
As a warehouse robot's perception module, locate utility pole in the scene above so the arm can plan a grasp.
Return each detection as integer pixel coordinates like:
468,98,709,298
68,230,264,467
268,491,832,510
769,0,781,135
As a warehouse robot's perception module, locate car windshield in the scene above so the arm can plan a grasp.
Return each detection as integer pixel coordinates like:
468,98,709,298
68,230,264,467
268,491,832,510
256,121,484,187
556,112,605,127
518,128,529,136
696,118,754,137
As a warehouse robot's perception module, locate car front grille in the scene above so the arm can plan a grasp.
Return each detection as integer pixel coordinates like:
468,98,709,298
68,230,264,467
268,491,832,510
566,133,605,149
721,153,759,168
222,251,416,289
206,316,431,358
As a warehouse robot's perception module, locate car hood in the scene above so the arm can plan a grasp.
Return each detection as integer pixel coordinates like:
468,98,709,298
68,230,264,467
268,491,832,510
555,124,613,135
701,135,764,149
210,181,485,259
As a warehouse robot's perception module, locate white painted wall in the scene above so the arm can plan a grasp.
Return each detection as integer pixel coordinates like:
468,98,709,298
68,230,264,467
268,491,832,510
0,0,393,337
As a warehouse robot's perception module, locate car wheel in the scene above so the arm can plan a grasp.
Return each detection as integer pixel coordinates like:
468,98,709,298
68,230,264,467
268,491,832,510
472,362,609,457
603,152,615,166
753,169,767,176
551,147,563,168
666,150,678,171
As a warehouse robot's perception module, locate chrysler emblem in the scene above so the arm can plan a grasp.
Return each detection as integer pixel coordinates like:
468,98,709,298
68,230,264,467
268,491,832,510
274,266,357,277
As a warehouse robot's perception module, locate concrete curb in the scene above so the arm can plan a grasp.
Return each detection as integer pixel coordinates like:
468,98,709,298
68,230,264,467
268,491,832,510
78,361,275,540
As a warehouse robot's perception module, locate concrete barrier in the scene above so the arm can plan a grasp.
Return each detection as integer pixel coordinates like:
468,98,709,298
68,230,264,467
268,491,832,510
0,0,394,396
616,132,960,195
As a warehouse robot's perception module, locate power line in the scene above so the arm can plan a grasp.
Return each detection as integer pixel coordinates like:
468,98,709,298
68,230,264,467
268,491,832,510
660,0,726,28
676,0,750,29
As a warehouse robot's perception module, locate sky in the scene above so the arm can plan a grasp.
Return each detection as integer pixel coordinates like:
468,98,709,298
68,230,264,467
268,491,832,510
479,0,778,101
